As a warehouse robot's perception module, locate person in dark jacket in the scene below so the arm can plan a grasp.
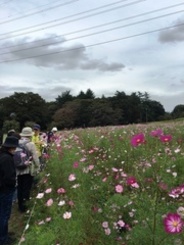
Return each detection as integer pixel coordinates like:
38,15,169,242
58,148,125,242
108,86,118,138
0,136,19,245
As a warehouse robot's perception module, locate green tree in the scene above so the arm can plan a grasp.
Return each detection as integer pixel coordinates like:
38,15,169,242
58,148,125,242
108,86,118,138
171,104,184,119
0,92,48,129
55,90,73,108
89,99,121,126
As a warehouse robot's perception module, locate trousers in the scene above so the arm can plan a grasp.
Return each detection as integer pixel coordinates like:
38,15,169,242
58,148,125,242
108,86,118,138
17,174,33,212
0,190,14,244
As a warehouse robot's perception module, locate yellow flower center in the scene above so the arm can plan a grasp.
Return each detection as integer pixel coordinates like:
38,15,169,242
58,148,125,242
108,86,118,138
172,221,179,227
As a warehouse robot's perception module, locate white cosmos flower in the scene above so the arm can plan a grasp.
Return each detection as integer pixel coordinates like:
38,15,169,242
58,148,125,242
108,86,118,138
36,193,44,199
63,211,72,219
58,200,66,206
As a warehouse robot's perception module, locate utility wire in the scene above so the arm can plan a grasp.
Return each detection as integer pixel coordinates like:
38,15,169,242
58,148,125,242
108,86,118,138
0,0,79,25
0,2,183,51
0,21,183,64
0,0,66,20
0,0,145,38
0,9,183,56
0,0,12,7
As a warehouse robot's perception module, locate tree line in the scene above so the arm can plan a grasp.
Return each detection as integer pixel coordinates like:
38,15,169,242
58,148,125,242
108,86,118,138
0,89,183,132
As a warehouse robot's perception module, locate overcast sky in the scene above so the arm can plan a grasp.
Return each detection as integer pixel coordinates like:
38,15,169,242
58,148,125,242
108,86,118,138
0,0,184,112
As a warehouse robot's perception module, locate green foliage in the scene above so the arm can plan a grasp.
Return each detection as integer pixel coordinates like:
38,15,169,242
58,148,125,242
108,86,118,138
2,119,20,132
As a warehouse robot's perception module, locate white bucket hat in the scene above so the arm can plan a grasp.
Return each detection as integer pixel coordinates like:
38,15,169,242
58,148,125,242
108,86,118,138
52,127,58,132
20,127,33,137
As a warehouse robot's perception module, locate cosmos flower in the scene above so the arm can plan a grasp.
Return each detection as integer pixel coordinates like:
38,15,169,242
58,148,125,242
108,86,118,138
68,173,76,181
150,129,163,137
73,162,79,168
102,221,109,228
46,198,53,207
115,184,123,193
57,188,66,194
36,193,44,199
127,176,139,188
131,133,145,147
160,134,172,143
63,211,72,219
45,188,52,193
163,213,183,234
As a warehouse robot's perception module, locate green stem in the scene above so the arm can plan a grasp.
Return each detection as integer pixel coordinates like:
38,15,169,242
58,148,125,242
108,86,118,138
152,190,158,245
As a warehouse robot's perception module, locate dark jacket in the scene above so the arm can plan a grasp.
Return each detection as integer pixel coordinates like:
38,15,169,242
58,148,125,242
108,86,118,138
0,148,16,192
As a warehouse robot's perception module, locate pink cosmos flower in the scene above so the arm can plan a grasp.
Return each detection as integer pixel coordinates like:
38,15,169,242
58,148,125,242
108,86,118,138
150,129,163,137
68,174,76,181
68,200,75,207
43,153,50,159
57,188,66,194
102,221,109,228
127,176,139,188
104,228,111,235
112,167,119,172
131,133,145,147
117,220,125,228
88,165,94,171
46,198,53,207
163,213,183,233
73,162,79,168
158,182,168,191
160,134,172,143
102,177,107,182
45,188,52,193
169,184,184,198
115,184,123,193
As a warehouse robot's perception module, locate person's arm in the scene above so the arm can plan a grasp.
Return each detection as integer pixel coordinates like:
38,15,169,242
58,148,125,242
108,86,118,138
29,143,40,168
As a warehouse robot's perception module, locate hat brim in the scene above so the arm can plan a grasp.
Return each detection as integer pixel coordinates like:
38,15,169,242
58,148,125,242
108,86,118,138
2,143,19,148
20,133,34,137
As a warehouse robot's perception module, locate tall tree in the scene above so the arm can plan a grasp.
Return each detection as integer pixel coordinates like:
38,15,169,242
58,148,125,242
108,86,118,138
55,90,73,108
0,92,48,129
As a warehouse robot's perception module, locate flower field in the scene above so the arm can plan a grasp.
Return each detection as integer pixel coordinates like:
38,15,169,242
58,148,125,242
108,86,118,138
17,121,184,245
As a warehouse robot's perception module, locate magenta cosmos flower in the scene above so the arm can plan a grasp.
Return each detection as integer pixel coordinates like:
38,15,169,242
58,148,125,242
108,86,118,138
160,134,172,143
131,133,145,147
163,213,183,234
127,176,139,188
150,129,163,137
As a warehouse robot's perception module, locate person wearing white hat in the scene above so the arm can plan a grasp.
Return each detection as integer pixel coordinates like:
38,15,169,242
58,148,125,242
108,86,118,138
17,127,40,212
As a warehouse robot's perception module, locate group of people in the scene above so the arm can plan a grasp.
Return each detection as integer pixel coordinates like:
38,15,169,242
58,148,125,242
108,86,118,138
0,125,57,245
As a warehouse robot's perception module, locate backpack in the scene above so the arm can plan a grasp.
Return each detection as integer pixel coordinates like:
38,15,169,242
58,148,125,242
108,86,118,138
13,143,32,170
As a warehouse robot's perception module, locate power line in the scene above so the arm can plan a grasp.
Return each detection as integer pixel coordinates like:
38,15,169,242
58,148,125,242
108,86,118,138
0,2,183,52
0,0,69,20
0,0,79,25
0,9,183,56
0,0,13,7
0,0,145,39
0,21,183,64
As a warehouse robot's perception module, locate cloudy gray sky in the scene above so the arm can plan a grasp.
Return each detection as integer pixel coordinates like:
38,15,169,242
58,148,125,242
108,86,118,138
0,0,184,112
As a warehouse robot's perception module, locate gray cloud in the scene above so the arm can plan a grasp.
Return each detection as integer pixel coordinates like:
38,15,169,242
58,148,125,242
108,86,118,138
1,34,125,72
159,18,184,43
